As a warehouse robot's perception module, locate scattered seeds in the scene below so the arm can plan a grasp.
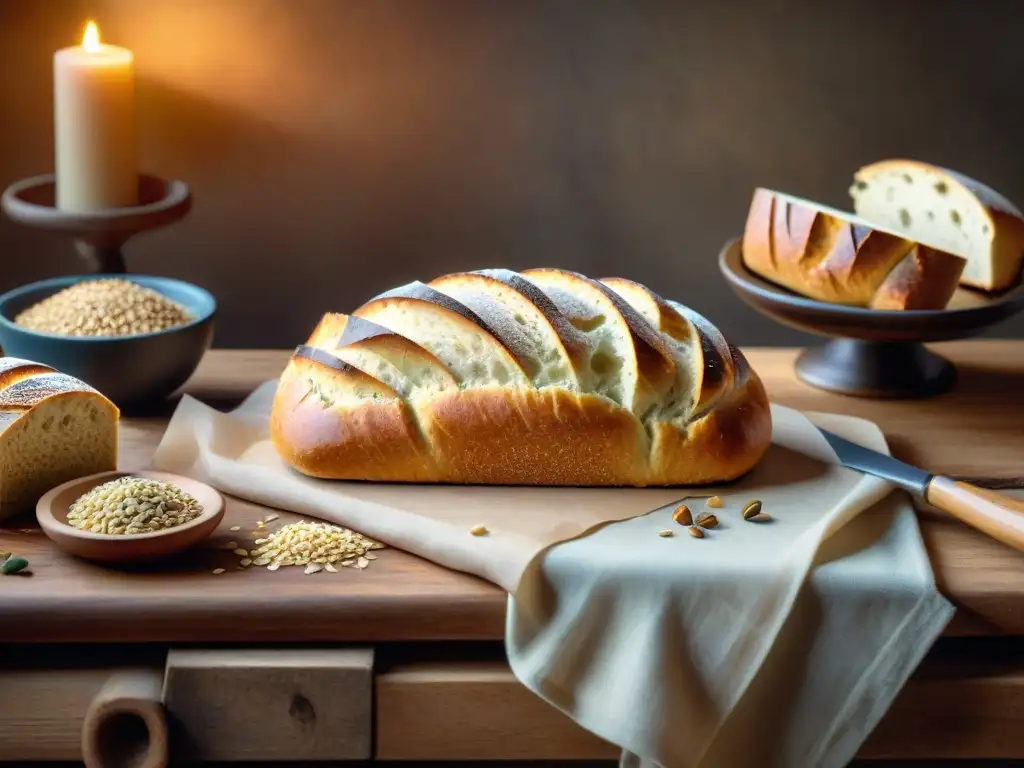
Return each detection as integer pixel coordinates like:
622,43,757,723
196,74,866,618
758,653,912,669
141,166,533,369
749,513,772,523
658,528,674,538
356,557,369,569
742,500,763,520
687,526,705,539
264,514,279,523
341,559,356,567
325,563,338,573
1,556,28,575
241,520,384,572
212,568,225,575
240,558,252,567
470,525,489,536
364,552,377,560
672,504,692,526
707,496,724,509
697,513,719,529
230,526,241,532
66,476,203,535
232,548,248,556
224,541,238,550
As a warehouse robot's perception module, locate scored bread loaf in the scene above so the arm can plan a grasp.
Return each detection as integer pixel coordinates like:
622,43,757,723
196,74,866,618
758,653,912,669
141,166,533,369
270,269,772,487
742,188,967,309
850,159,1024,292
0,357,119,518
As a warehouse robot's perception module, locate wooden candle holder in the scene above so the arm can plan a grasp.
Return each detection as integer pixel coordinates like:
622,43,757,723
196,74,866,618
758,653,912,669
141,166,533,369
1,174,191,274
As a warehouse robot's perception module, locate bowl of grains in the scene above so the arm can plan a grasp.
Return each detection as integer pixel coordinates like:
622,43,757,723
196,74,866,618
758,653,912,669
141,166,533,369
0,274,215,409
36,470,224,563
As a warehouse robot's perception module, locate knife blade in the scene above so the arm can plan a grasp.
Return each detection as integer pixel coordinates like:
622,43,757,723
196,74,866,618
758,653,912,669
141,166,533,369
817,428,932,496
816,426,1024,553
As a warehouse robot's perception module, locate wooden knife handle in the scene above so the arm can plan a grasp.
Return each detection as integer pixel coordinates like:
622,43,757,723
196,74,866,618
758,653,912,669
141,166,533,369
926,476,1024,552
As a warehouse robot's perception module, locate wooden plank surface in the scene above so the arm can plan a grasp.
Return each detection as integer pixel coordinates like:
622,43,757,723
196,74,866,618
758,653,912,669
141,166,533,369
1,341,1023,643
373,641,1024,762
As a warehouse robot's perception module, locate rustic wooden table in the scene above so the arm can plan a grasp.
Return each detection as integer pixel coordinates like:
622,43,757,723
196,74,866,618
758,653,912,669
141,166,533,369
3,342,1024,764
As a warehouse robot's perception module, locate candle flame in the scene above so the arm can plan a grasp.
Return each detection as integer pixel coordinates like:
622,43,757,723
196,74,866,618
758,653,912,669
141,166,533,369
82,21,101,53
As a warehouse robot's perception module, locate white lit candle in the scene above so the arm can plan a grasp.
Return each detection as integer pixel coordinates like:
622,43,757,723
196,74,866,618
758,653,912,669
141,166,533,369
53,20,138,212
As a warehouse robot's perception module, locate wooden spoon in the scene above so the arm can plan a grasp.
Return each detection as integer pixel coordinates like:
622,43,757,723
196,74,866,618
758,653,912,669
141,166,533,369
36,470,224,564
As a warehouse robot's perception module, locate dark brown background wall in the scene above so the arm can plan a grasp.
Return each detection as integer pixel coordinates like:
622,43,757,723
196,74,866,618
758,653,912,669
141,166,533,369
1,0,1022,348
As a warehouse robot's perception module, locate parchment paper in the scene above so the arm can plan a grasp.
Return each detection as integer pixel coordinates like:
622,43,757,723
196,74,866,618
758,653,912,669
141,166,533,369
151,380,954,767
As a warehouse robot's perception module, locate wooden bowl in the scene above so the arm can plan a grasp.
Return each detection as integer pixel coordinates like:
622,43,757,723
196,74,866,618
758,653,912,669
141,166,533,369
718,236,1024,398
36,470,224,564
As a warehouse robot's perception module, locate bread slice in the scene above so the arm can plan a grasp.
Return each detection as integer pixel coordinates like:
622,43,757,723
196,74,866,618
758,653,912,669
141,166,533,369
743,187,966,309
850,159,1024,292
521,268,676,417
307,313,456,398
428,269,589,390
352,281,530,388
0,362,119,518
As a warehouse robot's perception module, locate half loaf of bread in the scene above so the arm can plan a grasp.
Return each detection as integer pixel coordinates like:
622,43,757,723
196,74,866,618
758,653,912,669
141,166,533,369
270,269,772,487
742,188,966,309
850,159,1024,292
0,357,119,518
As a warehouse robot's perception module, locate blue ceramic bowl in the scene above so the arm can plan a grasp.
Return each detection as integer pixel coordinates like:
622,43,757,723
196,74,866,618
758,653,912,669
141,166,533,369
0,274,215,409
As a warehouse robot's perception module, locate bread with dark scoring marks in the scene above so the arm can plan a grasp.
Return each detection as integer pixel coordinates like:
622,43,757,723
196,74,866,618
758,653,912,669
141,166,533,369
270,269,772,487
743,187,966,309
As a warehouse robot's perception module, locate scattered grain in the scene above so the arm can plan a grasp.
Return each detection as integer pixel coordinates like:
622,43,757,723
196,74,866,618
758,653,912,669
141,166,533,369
14,278,193,338
672,504,692,526
212,568,225,575
706,496,724,509
687,526,705,539
243,520,384,572
658,528,674,538
230,526,241,532
224,541,238,550
470,525,489,536
240,558,252,567
264,514,280,523
742,500,763,520
66,476,203,535
364,552,377,560
325,563,338,573
356,557,369,569
232,548,248,556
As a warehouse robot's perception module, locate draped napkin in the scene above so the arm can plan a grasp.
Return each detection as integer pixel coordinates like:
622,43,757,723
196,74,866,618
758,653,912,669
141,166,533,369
152,380,953,767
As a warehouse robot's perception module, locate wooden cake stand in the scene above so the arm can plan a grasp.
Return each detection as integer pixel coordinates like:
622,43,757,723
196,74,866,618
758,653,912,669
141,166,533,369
718,237,1024,398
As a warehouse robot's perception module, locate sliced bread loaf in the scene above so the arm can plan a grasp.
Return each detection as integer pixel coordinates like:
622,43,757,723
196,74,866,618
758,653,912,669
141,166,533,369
742,187,966,309
0,358,119,518
850,159,1024,292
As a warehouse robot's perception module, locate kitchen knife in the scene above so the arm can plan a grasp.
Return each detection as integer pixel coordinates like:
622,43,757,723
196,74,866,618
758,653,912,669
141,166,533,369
817,427,1024,552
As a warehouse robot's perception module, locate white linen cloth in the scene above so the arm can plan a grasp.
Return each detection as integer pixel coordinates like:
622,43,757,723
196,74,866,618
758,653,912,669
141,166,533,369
152,381,954,767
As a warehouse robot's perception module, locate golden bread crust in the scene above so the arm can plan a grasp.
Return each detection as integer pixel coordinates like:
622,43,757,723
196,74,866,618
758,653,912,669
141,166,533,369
270,270,773,487
743,188,965,309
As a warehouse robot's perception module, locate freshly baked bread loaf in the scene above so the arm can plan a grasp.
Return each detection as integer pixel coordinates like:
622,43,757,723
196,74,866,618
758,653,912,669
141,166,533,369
742,188,966,310
270,269,772,487
0,357,119,518
850,159,1024,292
